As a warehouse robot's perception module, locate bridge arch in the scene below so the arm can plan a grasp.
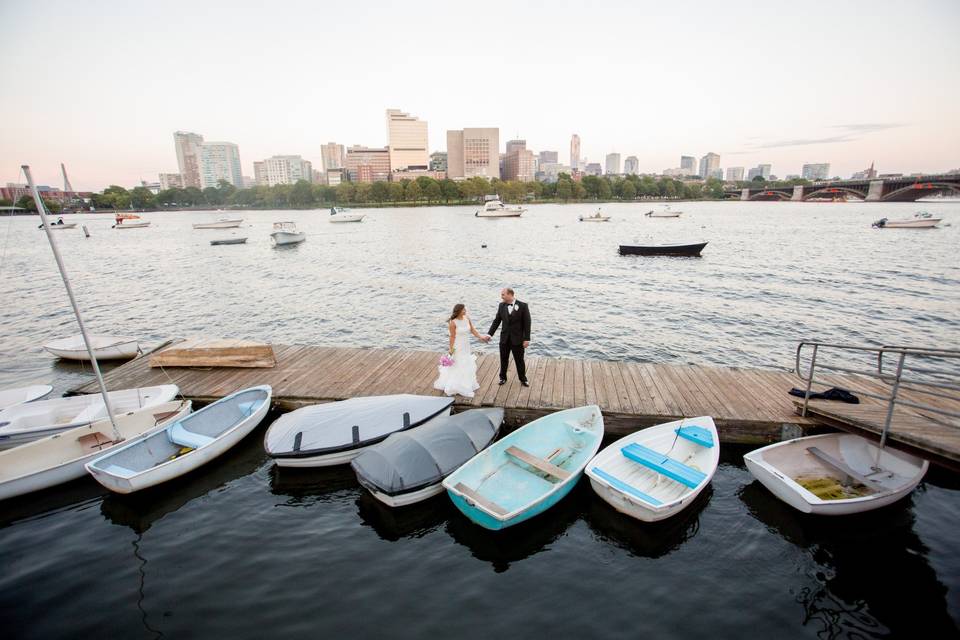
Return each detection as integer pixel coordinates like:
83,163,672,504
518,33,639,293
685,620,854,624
748,189,792,201
882,182,960,202
802,186,867,201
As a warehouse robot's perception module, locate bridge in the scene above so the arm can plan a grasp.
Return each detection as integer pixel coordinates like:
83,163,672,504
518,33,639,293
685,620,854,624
723,173,960,202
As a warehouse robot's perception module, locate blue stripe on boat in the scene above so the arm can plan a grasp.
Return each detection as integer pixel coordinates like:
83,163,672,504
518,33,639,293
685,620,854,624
675,425,714,448
621,443,706,489
590,467,662,506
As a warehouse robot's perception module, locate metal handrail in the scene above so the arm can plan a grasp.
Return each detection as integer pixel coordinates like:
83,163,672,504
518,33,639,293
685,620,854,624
794,341,960,448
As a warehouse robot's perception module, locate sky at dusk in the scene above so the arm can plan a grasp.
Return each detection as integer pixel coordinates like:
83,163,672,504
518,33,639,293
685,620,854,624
1,0,958,191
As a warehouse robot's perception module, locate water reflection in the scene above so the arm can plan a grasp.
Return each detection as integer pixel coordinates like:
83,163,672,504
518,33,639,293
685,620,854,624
0,479,104,527
739,480,955,638
268,465,360,505
356,492,450,541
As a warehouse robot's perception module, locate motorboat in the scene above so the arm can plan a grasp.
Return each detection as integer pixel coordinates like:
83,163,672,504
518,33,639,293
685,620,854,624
351,408,504,507
192,218,244,229
872,214,941,228
43,223,77,230
0,384,180,450
586,417,718,522
86,386,271,494
475,199,525,217
210,237,248,246
743,433,928,515
329,207,365,223
443,405,603,530
580,210,611,222
618,242,707,256
0,385,53,411
0,400,190,501
113,221,151,229
645,206,682,218
264,394,454,467
43,334,140,360
271,221,306,245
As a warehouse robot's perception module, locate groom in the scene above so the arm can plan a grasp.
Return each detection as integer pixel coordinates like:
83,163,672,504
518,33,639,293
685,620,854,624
483,288,531,387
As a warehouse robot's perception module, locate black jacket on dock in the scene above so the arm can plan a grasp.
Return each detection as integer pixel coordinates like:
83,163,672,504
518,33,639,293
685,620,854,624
487,300,531,345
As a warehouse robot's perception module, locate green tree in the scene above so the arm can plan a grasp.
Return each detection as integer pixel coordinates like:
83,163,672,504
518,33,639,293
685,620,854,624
557,179,573,201
597,179,612,200
353,182,372,203
288,180,315,207
203,186,224,206
405,181,422,202
620,180,637,200
129,186,155,209
370,181,390,203
0,197,12,207
388,182,404,202
440,179,459,203
424,180,441,203
335,182,355,204
181,187,204,206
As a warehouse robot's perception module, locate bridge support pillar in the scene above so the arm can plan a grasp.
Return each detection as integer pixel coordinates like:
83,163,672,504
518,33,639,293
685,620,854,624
791,185,803,201
741,188,750,201
866,180,884,202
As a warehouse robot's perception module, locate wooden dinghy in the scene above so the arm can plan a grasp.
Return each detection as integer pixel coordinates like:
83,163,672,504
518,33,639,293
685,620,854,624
86,386,271,494
618,242,707,257
743,433,928,515
586,417,719,522
264,395,454,467
0,385,179,450
149,338,276,368
351,408,504,507
210,237,247,246
443,405,604,530
0,385,53,411
0,400,190,501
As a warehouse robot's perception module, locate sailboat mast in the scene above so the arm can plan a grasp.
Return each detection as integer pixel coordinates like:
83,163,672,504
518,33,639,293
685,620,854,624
23,165,121,439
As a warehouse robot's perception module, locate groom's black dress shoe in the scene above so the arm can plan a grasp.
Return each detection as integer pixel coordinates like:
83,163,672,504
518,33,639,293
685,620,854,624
521,380,530,387
498,379,507,385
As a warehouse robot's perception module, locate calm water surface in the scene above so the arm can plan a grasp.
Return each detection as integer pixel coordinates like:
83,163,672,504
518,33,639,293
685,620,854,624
0,202,958,638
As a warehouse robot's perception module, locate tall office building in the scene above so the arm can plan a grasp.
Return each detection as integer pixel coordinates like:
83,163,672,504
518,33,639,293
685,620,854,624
321,142,346,171
174,131,204,188
801,163,830,181
680,155,696,175
446,128,500,179
253,155,314,186
570,134,581,170
199,142,242,188
539,150,558,165
345,146,391,183
605,153,621,175
726,167,744,181
624,156,639,175
504,140,535,182
747,164,772,180
386,109,429,171
698,152,720,178
429,152,447,172
158,173,183,190
505,139,527,156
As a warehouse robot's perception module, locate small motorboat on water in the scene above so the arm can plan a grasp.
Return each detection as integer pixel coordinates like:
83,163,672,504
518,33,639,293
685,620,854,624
619,241,707,256
329,207,365,223
264,394,454,467
270,221,306,245
586,417,718,522
44,334,140,360
351,408,504,507
872,213,941,228
0,385,53,411
646,205,682,218
193,218,244,229
210,237,247,246
476,199,525,217
40,222,77,230
443,405,603,530
580,210,611,222
743,433,928,515
113,221,151,229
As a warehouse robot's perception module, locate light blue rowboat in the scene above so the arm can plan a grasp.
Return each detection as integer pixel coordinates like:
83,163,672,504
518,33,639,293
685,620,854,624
442,405,604,530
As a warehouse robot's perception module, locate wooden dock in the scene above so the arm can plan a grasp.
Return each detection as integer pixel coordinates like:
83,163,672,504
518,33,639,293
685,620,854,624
70,342,960,467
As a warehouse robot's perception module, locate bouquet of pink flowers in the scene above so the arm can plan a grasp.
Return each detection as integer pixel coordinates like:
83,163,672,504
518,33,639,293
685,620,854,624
439,354,455,367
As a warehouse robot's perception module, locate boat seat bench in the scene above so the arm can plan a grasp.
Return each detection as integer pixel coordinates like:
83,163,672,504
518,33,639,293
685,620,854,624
454,482,508,516
675,425,714,448
806,446,881,489
591,467,663,506
169,422,215,449
621,443,706,489
505,446,571,480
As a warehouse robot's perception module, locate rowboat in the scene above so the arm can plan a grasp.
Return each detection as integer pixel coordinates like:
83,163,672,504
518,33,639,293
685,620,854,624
443,405,604,530
210,237,247,246
43,334,140,360
86,386,271,494
579,210,611,222
619,242,707,257
192,218,243,229
352,408,504,507
47,223,77,230
270,221,306,245
872,216,941,229
114,221,151,229
645,211,681,218
264,394,454,467
743,433,928,515
0,400,190,501
0,385,179,450
0,384,53,411
586,416,719,522
475,200,525,217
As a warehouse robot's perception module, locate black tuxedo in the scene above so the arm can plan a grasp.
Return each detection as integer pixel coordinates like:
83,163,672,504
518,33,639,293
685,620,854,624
487,300,531,383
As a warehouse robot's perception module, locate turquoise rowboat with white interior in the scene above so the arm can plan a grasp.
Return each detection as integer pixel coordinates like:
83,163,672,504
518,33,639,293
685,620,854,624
442,405,604,530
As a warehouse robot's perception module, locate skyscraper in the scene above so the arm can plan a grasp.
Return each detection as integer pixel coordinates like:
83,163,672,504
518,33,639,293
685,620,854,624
539,150,558,165
446,128,500,179
345,146,391,183
699,152,720,178
386,109,429,171
570,134,581,170
726,167,744,181
253,155,314,186
199,142,242,188
801,163,830,181
174,131,204,188
321,142,346,171
680,155,696,175
759,163,772,179
624,156,639,175
605,153,621,175
504,140,535,182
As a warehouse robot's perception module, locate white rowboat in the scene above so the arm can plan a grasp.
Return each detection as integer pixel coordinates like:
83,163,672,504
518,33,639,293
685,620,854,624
44,334,140,360
86,386,271,494
872,217,941,229
0,385,53,411
192,218,244,229
0,400,190,501
114,221,151,229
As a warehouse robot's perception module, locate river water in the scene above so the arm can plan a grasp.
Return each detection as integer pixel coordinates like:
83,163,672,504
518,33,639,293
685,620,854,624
0,202,958,637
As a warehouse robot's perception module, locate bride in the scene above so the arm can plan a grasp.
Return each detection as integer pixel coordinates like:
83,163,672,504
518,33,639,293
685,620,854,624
433,303,482,398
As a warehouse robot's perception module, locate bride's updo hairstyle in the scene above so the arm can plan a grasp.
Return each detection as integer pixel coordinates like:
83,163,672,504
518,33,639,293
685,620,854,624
449,304,466,321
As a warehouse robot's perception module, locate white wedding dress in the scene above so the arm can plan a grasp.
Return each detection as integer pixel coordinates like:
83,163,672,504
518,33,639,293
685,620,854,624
433,317,480,398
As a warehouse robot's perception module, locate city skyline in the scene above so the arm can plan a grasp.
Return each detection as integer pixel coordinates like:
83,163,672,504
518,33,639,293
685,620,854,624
2,0,958,190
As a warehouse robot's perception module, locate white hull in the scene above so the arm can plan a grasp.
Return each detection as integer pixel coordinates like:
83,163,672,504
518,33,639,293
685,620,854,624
271,231,306,245
878,218,941,228
48,223,78,229
476,211,523,218
0,401,190,501
115,222,151,229
0,385,53,411
0,385,179,450
743,433,928,515
646,213,681,218
193,219,243,229
580,216,611,222
44,334,139,361
274,446,365,468
369,483,445,507
329,214,365,223
586,416,718,522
